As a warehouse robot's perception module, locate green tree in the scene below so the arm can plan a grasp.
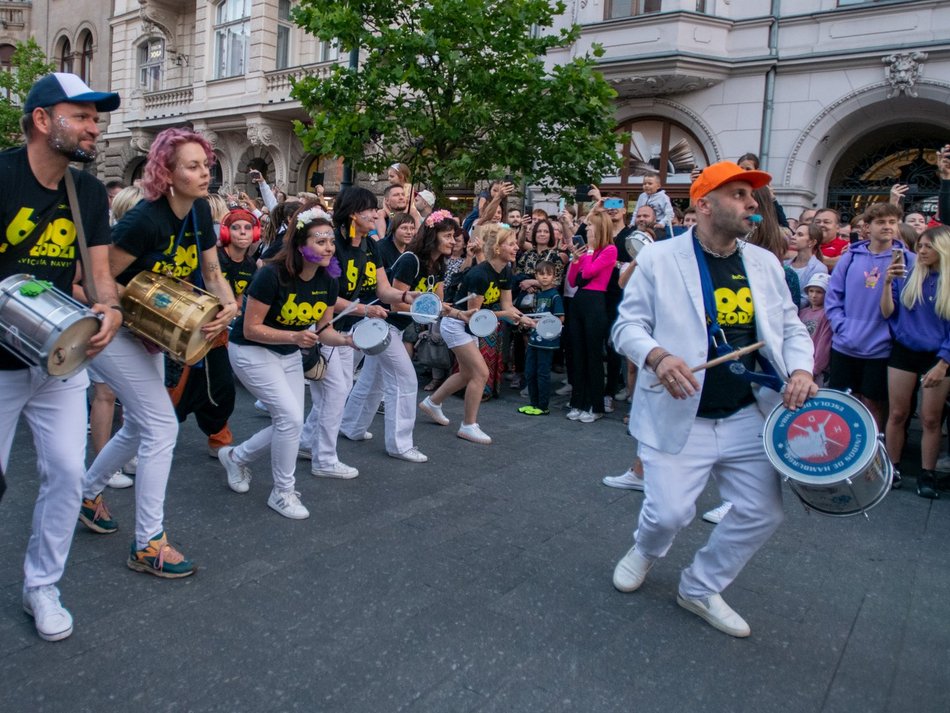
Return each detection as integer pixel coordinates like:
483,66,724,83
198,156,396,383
291,0,621,195
0,38,56,148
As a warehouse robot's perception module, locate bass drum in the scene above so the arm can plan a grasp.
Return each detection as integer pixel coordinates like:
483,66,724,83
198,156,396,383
763,388,892,517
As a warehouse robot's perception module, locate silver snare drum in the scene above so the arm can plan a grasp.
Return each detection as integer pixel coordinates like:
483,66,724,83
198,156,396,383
535,313,562,340
351,318,391,355
763,388,892,517
468,309,498,338
624,230,654,260
0,274,100,378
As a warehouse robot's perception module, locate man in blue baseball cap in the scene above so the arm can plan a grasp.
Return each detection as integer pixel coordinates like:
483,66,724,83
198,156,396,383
0,73,122,642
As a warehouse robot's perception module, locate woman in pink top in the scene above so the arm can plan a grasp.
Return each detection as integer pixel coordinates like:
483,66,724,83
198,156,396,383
565,206,618,422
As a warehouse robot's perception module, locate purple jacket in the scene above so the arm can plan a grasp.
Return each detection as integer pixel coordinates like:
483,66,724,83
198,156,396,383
888,270,950,363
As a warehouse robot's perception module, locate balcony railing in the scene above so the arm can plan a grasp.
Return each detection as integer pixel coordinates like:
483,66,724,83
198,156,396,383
143,87,193,113
265,62,338,98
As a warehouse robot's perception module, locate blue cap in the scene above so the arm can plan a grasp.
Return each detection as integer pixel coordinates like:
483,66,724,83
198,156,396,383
23,73,120,114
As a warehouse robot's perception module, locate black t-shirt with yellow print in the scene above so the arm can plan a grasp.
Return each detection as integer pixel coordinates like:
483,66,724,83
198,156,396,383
217,246,258,301
387,251,444,330
697,250,758,419
334,234,380,331
229,263,339,355
0,147,111,370
112,196,216,286
463,260,511,311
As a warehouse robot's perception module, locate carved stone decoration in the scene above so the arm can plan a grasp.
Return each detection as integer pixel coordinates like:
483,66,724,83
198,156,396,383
247,123,274,147
203,131,219,149
129,129,153,154
883,51,928,98
139,0,177,52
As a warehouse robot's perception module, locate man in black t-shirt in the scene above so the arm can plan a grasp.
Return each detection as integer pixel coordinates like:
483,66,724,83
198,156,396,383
610,162,817,639
0,73,122,642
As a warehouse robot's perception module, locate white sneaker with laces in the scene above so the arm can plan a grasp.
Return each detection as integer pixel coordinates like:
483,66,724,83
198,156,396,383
311,461,359,479
122,456,138,475
218,446,251,493
579,410,603,423
676,592,751,638
267,489,310,519
23,585,73,641
419,396,450,426
702,501,733,524
604,397,615,413
457,422,491,444
555,383,573,396
106,471,134,489
388,447,428,463
566,408,582,420
612,546,653,592
342,431,373,441
602,469,645,491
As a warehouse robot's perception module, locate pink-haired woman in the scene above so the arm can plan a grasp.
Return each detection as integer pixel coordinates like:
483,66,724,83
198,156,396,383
80,128,237,578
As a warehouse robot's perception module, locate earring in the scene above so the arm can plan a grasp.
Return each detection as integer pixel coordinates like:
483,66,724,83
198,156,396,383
169,185,175,198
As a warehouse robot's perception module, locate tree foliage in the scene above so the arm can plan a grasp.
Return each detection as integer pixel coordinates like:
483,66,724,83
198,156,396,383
291,0,621,194
0,39,56,148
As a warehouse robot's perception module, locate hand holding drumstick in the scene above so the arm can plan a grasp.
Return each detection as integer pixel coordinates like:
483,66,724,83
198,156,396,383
649,341,766,397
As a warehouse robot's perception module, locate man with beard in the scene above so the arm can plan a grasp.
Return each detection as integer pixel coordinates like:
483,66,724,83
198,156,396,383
609,161,816,637
633,204,658,236
0,73,122,640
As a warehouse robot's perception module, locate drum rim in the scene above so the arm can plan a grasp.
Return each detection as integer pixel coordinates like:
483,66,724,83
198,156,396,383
764,388,879,484
352,317,390,350
535,313,562,340
785,442,893,517
468,309,497,337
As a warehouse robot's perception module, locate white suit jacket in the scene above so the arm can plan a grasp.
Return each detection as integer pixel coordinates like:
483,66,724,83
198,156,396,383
610,230,814,454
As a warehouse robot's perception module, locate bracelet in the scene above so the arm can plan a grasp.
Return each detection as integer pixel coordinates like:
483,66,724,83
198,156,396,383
652,353,673,372
402,290,409,304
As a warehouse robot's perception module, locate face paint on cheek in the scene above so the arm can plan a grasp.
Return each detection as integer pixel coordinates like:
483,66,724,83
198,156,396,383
300,245,324,263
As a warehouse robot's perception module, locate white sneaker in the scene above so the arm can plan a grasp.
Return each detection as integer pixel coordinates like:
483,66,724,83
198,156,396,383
457,422,491,445
614,388,629,401
520,387,529,398
106,471,134,489
342,431,373,441
604,397,615,413
579,410,603,423
566,408,582,420
388,447,428,463
267,489,310,520
23,585,73,641
555,383,573,396
612,546,653,592
602,469,644,490
676,592,751,638
936,454,950,472
253,399,269,415
122,456,138,475
311,461,359,479
218,446,251,493
702,501,733,524
419,396,450,426
297,448,312,460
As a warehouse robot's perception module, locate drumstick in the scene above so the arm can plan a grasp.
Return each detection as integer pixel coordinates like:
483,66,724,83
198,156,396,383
649,341,766,387
451,293,476,306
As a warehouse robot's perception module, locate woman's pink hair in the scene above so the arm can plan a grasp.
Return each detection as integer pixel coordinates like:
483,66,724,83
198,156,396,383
140,128,216,201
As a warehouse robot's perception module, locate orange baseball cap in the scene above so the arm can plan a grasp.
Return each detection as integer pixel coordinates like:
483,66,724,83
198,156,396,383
689,161,771,203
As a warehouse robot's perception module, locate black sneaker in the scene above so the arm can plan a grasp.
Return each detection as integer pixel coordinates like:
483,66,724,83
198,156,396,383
917,470,939,500
891,468,902,490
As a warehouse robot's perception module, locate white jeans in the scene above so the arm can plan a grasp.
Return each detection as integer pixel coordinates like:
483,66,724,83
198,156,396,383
83,329,179,549
0,367,89,588
227,343,304,492
633,405,784,600
301,344,354,468
341,324,418,455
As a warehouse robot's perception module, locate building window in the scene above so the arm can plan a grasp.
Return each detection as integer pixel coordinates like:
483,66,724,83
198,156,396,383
78,32,93,83
138,38,164,92
59,38,72,73
214,0,251,79
607,0,663,20
0,44,14,100
277,0,292,70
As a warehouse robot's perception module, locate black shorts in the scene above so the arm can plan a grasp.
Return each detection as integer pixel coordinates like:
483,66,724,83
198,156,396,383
887,341,939,376
828,349,889,402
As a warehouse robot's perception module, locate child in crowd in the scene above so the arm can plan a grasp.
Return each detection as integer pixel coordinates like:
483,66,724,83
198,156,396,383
518,261,564,415
633,175,674,239
799,272,832,386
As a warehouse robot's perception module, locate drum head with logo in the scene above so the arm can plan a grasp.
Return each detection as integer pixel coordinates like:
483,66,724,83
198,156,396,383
468,310,498,338
410,292,441,324
764,388,878,485
535,314,562,340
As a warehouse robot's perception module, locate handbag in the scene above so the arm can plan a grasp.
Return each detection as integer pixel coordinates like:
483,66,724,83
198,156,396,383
415,330,451,371
302,346,330,381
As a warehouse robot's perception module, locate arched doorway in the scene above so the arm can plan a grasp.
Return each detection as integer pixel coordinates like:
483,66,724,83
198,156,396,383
827,123,943,221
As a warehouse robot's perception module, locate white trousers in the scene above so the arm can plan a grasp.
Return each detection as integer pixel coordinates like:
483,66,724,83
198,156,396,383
83,329,179,549
227,343,304,492
340,324,418,455
633,405,784,600
301,344,355,468
0,367,89,588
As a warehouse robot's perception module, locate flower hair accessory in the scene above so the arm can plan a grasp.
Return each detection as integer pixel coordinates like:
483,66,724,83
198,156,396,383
425,209,454,227
296,207,332,230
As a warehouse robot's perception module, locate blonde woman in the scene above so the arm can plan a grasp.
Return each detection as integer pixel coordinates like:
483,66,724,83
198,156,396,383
419,224,535,444
880,225,950,498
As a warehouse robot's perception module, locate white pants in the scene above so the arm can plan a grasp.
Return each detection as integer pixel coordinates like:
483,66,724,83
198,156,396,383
301,344,355,468
633,405,783,600
341,324,418,455
227,343,304,492
0,367,89,588
83,329,179,549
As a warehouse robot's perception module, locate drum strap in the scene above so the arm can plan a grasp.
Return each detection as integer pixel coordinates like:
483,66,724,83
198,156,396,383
63,169,98,304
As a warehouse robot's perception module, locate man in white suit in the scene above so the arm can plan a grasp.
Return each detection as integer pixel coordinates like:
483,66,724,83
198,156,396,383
609,161,817,638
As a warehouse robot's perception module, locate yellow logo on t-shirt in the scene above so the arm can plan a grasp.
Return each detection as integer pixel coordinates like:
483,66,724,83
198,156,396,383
345,258,378,293
152,234,199,278
715,286,754,325
278,293,328,326
2,207,77,260
233,279,249,297
484,281,500,306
